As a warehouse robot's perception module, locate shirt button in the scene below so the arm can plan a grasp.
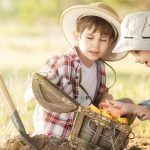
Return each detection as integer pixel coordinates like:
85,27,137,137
86,96,90,100
75,96,78,99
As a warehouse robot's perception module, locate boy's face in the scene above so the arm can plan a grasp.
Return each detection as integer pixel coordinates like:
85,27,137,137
74,26,112,67
130,50,150,67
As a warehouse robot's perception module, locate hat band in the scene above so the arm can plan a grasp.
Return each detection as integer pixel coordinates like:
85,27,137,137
124,36,150,39
77,15,85,22
143,37,150,39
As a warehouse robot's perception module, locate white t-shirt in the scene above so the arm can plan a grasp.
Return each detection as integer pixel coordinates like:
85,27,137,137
78,62,97,106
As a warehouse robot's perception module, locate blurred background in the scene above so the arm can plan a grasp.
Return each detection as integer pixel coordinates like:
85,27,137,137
0,0,150,144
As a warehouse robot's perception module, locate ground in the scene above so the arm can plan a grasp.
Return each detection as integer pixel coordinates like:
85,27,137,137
126,137,149,150
0,135,149,150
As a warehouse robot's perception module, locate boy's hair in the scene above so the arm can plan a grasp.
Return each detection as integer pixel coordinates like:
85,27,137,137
76,16,115,40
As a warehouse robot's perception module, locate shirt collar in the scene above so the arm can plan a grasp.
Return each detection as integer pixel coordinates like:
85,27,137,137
70,47,80,62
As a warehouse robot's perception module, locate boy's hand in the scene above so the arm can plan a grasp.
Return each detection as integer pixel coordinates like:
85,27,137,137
99,100,136,117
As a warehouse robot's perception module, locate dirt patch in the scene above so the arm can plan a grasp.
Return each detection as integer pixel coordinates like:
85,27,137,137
0,135,149,150
0,135,73,150
126,137,150,150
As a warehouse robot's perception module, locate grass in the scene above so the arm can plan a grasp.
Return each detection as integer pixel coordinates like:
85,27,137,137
0,22,150,144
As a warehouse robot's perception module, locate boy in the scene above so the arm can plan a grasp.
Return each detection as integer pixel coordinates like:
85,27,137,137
24,2,127,139
99,12,150,120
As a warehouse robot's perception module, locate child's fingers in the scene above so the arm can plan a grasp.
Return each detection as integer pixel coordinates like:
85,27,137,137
135,58,147,65
142,116,149,120
106,100,121,109
106,99,115,104
99,102,109,108
99,101,119,109
135,58,140,63
104,108,121,117
138,114,147,120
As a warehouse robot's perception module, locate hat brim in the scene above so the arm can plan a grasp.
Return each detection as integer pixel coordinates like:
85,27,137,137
60,5,128,61
113,38,150,53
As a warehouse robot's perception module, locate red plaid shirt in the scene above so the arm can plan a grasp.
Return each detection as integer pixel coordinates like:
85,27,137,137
33,48,107,139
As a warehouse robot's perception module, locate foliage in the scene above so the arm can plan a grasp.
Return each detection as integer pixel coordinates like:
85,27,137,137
0,0,149,24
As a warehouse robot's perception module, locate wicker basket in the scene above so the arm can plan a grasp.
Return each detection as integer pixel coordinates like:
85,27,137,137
69,106,133,150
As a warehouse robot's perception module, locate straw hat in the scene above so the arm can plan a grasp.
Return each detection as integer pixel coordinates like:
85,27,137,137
60,2,128,61
113,12,150,53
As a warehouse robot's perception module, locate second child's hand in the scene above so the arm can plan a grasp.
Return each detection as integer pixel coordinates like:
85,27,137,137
99,100,135,118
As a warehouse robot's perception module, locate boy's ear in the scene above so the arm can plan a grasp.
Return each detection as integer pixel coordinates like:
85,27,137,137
73,31,80,46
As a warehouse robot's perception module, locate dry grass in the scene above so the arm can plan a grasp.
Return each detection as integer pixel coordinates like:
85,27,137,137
0,22,149,149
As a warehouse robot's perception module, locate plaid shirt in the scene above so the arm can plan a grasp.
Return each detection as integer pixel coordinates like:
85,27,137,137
33,48,107,139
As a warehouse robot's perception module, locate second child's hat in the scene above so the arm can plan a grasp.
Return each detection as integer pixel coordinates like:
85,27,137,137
113,12,150,53
60,2,128,61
